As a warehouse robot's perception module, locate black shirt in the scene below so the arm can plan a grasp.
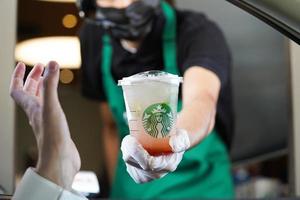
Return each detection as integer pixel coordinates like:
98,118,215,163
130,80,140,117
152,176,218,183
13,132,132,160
79,9,234,148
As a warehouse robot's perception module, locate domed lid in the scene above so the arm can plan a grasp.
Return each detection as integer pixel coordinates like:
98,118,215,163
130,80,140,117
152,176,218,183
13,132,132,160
118,70,183,86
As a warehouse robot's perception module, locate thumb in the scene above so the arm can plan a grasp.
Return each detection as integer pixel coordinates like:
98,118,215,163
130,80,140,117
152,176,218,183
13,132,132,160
43,61,60,105
121,135,150,170
169,129,190,153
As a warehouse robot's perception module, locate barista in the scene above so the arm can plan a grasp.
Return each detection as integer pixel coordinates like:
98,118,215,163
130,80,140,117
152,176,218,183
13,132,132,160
78,0,234,198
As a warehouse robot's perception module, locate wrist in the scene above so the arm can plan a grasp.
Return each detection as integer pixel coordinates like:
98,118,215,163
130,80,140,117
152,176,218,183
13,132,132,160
35,140,80,190
36,161,72,190
36,161,76,190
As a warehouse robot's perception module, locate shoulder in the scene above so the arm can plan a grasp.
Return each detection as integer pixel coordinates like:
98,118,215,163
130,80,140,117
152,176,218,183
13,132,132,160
176,9,223,37
175,10,231,86
79,21,104,45
176,10,208,27
78,21,105,61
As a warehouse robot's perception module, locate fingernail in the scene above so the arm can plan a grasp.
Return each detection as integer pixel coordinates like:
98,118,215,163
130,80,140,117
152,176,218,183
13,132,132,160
17,62,25,69
49,62,58,72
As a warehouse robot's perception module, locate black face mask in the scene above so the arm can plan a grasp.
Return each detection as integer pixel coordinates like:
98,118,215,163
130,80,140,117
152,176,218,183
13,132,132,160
94,0,160,40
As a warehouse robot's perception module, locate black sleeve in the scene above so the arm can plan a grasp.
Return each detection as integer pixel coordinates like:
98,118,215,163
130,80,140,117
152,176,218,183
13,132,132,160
178,12,231,87
79,22,107,101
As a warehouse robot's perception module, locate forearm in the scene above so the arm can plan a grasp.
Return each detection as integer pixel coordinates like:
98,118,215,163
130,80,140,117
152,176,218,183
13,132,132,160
11,62,83,199
177,91,217,148
176,66,220,148
36,139,79,190
102,127,119,185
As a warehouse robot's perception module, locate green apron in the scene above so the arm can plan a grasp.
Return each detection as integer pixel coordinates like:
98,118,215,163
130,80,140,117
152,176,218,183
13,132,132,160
101,1,234,198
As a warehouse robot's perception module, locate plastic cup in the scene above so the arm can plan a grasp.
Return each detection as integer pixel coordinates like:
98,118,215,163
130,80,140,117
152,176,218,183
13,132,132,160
118,70,183,155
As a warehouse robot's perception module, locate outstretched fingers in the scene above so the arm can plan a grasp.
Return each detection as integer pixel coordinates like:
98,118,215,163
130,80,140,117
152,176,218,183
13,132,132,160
23,63,44,96
10,62,26,106
42,61,68,137
36,77,44,100
10,62,25,94
43,61,60,107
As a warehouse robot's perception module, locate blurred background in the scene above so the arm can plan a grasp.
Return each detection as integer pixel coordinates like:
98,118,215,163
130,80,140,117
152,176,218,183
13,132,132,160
1,0,300,198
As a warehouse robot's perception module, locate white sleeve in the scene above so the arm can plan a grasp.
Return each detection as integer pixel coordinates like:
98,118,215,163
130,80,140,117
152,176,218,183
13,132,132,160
13,168,88,200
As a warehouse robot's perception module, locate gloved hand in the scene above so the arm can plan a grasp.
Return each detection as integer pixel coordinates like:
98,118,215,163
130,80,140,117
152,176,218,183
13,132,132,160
121,129,190,184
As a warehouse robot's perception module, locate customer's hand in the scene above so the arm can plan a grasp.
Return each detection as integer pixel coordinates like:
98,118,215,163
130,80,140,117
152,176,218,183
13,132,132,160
121,129,190,183
10,61,81,190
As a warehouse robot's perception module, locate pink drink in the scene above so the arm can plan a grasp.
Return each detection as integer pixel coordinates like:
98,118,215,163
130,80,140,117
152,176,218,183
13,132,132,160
118,71,182,155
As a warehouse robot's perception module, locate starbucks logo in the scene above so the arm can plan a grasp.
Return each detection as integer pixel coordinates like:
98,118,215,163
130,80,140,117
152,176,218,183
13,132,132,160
142,103,174,138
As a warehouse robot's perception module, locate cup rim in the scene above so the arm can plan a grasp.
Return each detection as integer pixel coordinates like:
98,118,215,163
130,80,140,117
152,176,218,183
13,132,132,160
118,70,183,86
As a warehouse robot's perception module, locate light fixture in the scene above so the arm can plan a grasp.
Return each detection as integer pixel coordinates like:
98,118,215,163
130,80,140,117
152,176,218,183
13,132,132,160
62,14,78,28
37,0,76,3
15,36,81,69
60,69,74,84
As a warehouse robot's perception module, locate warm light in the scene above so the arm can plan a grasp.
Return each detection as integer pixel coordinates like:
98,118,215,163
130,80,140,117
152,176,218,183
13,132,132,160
15,37,81,69
38,0,76,3
60,69,74,84
72,171,100,194
62,14,78,28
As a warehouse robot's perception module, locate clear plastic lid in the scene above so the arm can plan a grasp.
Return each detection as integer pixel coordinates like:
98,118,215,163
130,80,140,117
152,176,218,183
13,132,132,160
118,70,183,86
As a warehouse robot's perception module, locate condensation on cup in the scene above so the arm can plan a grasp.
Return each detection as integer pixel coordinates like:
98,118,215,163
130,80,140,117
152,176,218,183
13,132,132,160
118,71,183,155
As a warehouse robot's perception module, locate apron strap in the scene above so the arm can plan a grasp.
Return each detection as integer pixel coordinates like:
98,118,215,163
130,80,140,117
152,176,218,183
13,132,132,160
160,1,182,110
102,34,128,137
101,34,122,104
161,1,179,75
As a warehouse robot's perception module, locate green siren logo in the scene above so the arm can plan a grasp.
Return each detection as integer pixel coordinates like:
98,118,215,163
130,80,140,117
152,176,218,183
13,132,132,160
142,103,174,138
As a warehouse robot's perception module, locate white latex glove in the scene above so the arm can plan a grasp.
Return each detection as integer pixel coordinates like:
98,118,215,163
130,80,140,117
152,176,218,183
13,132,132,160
121,129,190,184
